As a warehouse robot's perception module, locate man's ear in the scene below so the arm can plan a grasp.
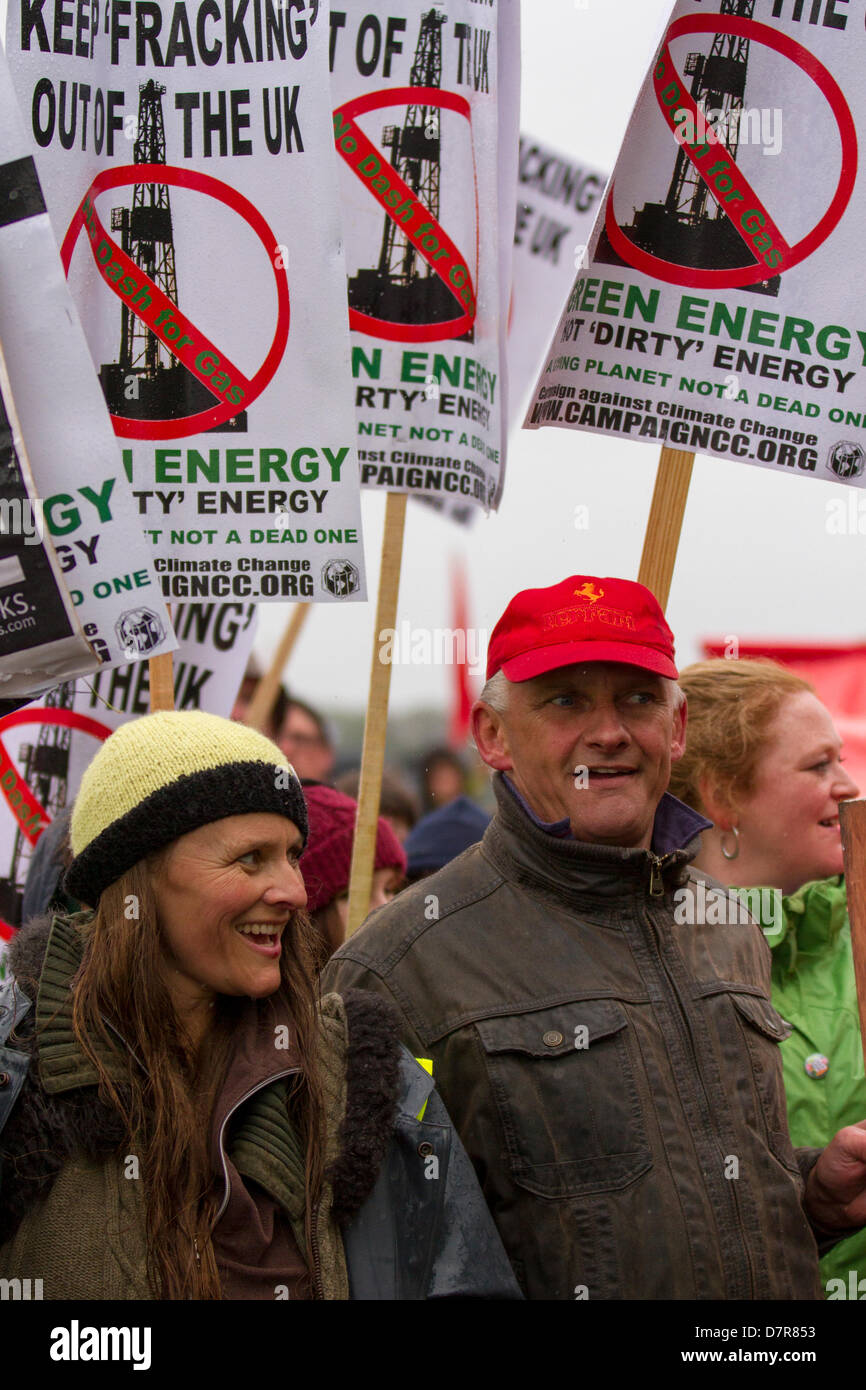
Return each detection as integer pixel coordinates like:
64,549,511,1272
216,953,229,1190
697,775,737,832
471,700,513,772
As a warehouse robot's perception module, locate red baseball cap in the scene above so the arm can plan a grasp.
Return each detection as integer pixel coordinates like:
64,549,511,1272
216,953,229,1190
486,575,678,682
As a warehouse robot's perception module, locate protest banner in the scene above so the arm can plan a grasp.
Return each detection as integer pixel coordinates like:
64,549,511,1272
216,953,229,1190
526,0,866,602
332,0,519,516
509,135,606,429
0,42,175,696
0,598,257,970
0,338,97,700
341,0,519,931
5,0,368,606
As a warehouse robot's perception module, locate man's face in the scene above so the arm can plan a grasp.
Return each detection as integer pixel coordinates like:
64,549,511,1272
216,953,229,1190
473,662,687,849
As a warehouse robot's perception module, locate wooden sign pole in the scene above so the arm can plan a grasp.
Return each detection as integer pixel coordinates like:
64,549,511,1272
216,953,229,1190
246,603,311,734
839,799,866,1073
637,446,695,611
346,492,408,936
148,605,175,711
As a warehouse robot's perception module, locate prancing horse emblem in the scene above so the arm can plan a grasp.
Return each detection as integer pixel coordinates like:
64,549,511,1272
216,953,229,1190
575,583,604,604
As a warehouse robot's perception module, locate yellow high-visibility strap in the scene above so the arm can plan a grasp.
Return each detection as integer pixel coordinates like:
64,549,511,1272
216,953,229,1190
415,1057,433,1121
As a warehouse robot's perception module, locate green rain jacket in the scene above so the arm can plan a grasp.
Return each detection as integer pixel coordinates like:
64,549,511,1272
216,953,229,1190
741,877,866,1299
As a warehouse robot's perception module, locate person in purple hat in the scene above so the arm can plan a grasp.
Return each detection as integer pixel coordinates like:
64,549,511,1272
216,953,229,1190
325,574,866,1300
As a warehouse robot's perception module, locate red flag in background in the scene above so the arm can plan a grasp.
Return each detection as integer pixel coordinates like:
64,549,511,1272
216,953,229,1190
702,641,866,795
449,557,476,750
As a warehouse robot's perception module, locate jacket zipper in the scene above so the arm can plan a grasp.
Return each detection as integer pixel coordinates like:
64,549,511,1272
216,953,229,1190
638,894,755,1297
647,850,674,897
309,1203,324,1299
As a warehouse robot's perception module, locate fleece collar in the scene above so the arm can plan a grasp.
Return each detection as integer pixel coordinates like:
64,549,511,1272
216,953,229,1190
501,773,712,855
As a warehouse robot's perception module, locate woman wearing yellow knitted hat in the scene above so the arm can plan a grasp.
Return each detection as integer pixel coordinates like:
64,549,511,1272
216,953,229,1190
0,710,519,1302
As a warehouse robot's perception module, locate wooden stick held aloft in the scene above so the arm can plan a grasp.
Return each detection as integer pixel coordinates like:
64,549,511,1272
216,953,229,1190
346,492,408,936
246,603,311,733
637,446,695,611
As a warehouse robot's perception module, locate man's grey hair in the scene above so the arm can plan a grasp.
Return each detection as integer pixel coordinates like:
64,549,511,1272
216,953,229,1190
479,670,511,713
479,670,685,715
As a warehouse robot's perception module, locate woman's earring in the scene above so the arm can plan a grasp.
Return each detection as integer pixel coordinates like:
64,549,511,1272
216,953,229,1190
720,826,740,862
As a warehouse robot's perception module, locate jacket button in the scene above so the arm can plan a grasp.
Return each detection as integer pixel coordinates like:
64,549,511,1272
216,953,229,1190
805,1053,829,1078
543,1031,564,1048
0,1073,8,1088
418,1141,434,1157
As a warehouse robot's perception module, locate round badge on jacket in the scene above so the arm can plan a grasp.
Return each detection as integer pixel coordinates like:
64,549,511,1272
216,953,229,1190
804,1053,830,1079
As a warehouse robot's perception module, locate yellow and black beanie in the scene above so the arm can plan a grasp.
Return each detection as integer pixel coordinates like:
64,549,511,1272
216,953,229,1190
65,710,308,907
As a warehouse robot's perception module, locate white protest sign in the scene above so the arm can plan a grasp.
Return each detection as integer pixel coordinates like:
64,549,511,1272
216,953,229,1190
526,0,866,490
0,42,174,696
331,0,520,515
0,599,257,961
5,0,368,606
509,135,606,430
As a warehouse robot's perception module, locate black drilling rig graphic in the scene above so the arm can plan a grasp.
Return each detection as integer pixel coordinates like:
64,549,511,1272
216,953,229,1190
597,0,780,297
348,8,472,335
0,682,74,933
99,80,248,429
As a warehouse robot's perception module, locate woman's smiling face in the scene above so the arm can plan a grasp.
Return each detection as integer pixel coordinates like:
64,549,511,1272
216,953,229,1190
733,692,859,893
152,812,307,1016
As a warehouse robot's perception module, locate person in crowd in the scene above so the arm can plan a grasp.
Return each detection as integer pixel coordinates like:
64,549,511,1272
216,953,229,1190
325,574,866,1299
404,796,491,885
334,768,421,844
0,712,519,1301
419,747,466,810
277,697,336,784
668,656,866,1297
20,808,76,923
300,784,406,962
231,661,288,743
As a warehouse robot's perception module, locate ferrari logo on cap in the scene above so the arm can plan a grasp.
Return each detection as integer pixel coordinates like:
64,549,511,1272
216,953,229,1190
575,583,604,604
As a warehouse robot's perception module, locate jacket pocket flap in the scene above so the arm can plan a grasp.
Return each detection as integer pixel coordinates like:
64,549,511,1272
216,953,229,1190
475,1001,628,1057
731,991,792,1042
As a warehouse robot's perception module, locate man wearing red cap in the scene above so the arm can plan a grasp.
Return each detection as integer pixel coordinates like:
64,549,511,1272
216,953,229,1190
325,575,866,1299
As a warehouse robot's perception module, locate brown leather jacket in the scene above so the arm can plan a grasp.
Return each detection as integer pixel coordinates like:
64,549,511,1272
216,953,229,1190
324,774,833,1300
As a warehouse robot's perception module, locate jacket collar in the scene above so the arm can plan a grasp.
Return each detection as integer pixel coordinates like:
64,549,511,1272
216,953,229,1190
487,773,710,901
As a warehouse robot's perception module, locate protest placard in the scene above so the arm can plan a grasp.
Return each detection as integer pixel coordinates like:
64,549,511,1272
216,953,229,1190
509,135,606,429
0,42,174,697
332,0,519,518
527,1,866,491
5,0,368,605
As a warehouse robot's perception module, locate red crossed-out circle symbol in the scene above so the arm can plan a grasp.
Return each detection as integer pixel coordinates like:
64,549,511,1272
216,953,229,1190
61,166,290,440
605,14,858,290
335,87,480,342
0,707,112,940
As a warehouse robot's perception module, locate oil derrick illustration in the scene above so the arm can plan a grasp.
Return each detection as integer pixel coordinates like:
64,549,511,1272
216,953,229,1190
597,0,780,297
0,682,73,931
348,9,472,336
99,80,248,429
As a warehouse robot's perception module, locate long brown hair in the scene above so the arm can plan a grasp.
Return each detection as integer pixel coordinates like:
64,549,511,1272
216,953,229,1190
70,855,325,1300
